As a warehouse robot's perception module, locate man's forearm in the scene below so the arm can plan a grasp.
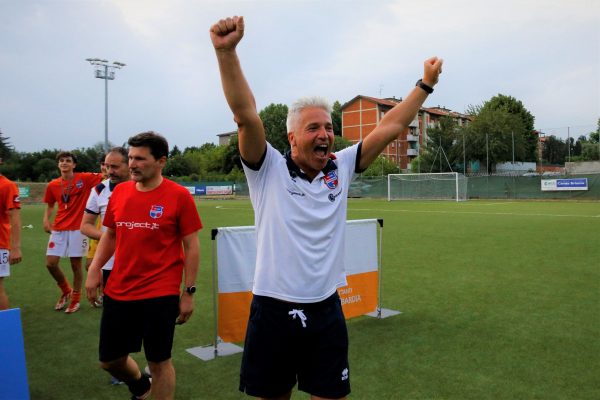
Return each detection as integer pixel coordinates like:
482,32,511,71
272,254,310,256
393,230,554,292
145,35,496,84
88,229,116,271
80,214,102,240
216,50,259,124
181,234,200,288
8,209,21,249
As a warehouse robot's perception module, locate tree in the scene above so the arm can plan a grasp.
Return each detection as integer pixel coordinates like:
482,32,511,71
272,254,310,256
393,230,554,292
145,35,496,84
418,116,460,173
463,106,527,172
170,145,182,157
573,135,586,157
34,158,59,182
331,100,342,136
580,142,600,161
589,118,599,143
333,136,352,152
259,103,289,153
542,135,566,164
361,155,399,177
222,136,242,173
478,94,537,161
164,154,193,177
0,129,15,160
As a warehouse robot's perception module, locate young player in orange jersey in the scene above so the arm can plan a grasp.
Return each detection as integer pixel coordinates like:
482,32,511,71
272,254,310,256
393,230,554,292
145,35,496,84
0,158,22,310
43,151,101,313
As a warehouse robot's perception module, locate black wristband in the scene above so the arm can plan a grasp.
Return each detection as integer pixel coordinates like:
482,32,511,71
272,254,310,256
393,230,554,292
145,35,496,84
416,79,434,94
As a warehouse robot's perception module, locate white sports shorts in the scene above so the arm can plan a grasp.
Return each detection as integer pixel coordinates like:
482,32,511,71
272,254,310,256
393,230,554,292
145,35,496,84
0,249,9,277
46,230,89,258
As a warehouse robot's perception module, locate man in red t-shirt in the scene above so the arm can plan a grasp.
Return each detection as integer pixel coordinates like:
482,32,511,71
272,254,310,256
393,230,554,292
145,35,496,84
0,159,22,310
43,151,101,313
85,132,202,400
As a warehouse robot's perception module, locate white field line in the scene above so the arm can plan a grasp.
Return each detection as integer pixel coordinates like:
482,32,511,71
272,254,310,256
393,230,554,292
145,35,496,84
349,208,600,219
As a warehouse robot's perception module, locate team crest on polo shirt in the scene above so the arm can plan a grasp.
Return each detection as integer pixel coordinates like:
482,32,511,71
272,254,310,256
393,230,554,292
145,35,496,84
324,170,338,189
149,205,164,219
76,179,84,189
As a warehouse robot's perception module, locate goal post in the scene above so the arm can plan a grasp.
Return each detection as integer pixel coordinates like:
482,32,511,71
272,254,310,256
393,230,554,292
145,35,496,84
387,172,468,202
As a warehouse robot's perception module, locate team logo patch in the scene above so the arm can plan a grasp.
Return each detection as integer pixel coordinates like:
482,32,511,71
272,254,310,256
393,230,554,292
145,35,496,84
149,205,164,219
324,170,338,189
48,242,55,249
76,179,84,189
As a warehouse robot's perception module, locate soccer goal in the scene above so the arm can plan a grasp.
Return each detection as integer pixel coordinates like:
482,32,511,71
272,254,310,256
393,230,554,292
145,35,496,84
387,172,468,202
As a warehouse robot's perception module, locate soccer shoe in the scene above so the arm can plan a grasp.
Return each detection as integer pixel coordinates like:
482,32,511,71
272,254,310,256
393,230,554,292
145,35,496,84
64,301,80,314
130,374,152,400
110,376,123,385
93,295,104,308
130,388,151,400
54,291,72,311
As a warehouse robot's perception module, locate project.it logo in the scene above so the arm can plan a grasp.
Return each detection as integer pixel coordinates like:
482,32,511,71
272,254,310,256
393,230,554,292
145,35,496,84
149,205,164,219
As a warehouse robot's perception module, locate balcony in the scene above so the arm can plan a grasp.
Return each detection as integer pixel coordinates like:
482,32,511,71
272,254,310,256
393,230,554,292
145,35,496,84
406,148,418,156
406,134,418,142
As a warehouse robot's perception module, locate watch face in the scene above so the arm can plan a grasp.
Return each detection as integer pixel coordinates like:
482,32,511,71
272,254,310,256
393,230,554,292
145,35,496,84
186,286,196,294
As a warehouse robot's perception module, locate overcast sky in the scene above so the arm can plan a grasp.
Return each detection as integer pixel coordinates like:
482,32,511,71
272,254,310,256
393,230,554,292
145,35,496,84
1,0,598,153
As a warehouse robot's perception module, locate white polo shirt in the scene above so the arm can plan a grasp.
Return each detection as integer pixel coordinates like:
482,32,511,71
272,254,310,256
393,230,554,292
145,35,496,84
84,178,116,270
242,142,361,303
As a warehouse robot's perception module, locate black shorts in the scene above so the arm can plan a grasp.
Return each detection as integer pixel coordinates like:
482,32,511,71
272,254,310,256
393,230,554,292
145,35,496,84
239,292,350,399
99,295,179,363
102,269,112,287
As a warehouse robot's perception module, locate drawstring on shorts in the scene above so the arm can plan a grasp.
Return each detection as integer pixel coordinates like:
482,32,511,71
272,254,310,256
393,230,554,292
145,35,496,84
288,309,307,328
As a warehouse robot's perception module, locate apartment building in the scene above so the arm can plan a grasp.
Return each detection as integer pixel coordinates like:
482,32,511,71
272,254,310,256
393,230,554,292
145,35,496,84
341,95,470,170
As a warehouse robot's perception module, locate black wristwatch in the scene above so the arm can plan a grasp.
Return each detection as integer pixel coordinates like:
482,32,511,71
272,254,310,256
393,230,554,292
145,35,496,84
416,79,434,94
185,286,196,295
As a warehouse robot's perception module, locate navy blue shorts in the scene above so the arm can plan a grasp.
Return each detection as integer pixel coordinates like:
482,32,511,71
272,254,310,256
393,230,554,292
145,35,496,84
239,292,351,398
99,295,179,363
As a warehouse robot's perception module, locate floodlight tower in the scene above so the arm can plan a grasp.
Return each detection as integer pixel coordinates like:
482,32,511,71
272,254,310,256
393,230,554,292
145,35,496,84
85,58,126,152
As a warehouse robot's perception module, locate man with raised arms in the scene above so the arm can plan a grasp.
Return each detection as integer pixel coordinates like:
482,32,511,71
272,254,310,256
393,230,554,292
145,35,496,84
211,16,442,400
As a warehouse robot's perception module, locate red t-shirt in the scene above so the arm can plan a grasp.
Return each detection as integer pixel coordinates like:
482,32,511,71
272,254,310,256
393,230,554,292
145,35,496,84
103,178,203,301
44,172,102,231
0,176,20,249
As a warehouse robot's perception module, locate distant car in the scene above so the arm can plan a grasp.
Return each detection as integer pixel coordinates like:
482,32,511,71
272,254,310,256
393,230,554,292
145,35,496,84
522,172,540,177
541,171,562,177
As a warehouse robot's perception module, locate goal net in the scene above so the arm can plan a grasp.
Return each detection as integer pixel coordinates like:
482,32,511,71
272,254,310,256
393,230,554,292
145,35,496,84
387,172,468,202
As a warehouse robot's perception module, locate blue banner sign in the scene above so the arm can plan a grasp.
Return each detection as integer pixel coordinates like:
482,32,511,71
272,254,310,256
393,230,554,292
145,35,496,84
541,178,588,191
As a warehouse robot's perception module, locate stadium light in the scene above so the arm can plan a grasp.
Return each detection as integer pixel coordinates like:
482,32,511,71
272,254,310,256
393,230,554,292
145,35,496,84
85,58,126,152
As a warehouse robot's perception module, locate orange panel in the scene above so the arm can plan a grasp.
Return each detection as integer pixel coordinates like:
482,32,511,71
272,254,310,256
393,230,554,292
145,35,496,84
337,271,379,319
217,271,379,343
218,291,253,343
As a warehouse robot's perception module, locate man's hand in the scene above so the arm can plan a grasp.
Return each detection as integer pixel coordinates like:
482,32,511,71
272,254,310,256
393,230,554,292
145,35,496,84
9,247,22,265
210,16,245,51
423,57,444,87
175,293,194,325
85,265,102,306
43,220,52,234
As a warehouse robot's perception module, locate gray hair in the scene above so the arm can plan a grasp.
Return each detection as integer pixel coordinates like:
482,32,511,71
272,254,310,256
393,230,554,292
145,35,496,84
107,146,128,164
286,96,331,133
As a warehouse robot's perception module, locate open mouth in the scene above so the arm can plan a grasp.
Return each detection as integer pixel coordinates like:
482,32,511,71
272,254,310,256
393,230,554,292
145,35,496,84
314,144,329,158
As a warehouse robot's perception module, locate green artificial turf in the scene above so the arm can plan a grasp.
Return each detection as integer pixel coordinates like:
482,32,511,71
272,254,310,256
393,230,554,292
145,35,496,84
5,199,599,399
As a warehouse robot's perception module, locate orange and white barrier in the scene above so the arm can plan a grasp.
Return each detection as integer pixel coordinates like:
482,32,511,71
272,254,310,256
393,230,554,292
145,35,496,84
213,219,383,344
